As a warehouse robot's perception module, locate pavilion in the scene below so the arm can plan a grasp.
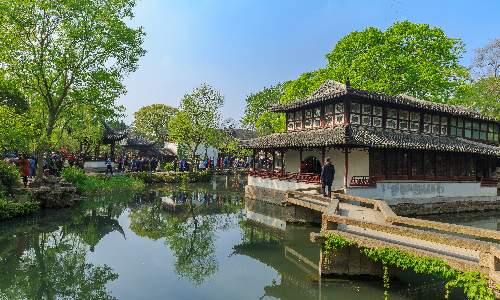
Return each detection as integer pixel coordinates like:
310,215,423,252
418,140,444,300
240,80,500,200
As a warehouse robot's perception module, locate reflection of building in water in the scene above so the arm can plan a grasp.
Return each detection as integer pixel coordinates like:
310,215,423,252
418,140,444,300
67,207,126,252
233,218,321,300
245,199,286,230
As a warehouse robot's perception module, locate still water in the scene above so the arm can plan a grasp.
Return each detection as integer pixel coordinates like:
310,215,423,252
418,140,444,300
0,176,489,299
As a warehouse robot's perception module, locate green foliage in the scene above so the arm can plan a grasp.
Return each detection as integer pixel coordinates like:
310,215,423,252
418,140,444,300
123,170,213,184
169,83,225,162
450,36,500,119
322,234,495,300
241,82,287,136
0,194,40,220
132,104,177,145
0,161,20,193
62,166,145,194
0,0,146,158
164,163,174,172
281,21,468,107
0,106,41,150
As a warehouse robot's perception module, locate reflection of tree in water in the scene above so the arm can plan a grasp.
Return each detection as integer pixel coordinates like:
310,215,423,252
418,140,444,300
129,197,170,241
0,228,118,299
127,186,245,285
0,195,128,300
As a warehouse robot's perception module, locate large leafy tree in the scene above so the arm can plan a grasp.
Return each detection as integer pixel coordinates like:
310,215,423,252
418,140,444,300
0,0,146,177
450,36,500,118
281,21,468,104
241,82,286,136
169,83,225,163
244,22,468,136
131,104,177,146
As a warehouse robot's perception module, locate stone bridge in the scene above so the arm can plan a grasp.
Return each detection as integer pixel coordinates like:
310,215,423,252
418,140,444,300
283,189,500,295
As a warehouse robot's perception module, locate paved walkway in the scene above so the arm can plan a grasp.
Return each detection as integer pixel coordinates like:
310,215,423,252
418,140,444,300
337,202,480,262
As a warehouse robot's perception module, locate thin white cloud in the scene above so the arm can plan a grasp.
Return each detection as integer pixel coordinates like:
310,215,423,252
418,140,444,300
160,56,172,66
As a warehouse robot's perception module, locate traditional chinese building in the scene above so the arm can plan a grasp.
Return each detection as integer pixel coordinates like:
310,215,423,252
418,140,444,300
240,80,500,201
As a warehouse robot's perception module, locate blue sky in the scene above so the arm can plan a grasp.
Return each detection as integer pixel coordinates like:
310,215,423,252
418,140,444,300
117,0,500,125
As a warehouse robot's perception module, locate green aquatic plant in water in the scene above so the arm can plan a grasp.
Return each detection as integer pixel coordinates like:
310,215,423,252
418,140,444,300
322,234,496,300
62,166,145,194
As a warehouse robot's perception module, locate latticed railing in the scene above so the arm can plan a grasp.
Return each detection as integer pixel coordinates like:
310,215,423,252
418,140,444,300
480,178,500,187
247,170,320,183
350,176,377,187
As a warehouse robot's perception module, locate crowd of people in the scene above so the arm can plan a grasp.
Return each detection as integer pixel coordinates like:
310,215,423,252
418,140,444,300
3,150,265,185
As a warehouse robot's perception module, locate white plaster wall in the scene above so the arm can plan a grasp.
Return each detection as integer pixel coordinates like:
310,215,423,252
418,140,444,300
164,142,178,155
248,176,320,191
283,148,368,190
347,181,497,199
85,161,114,168
348,149,370,185
284,150,300,174
163,142,218,160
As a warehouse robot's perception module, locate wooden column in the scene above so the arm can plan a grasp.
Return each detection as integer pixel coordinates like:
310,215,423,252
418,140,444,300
265,150,268,170
489,157,492,179
344,147,348,187
252,149,256,170
280,150,284,175
111,141,116,160
299,149,303,174
272,150,275,171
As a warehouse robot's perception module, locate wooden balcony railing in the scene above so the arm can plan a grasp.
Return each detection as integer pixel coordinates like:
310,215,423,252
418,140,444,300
247,170,320,184
480,178,500,187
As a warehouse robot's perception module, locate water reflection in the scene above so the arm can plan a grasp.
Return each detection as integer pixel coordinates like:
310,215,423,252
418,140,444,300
0,176,481,299
0,208,119,300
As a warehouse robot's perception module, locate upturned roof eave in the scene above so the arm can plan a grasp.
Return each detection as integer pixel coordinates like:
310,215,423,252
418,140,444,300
270,80,500,124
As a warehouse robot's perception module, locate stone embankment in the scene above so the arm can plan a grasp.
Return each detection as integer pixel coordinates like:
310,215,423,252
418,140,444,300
391,197,500,216
26,177,81,208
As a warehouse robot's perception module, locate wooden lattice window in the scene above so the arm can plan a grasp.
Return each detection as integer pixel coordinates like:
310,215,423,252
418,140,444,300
398,110,409,130
350,102,360,125
295,111,302,130
304,109,313,129
386,108,397,129
325,105,334,126
287,112,295,131
335,103,345,125
409,112,420,132
373,106,382,128
361,104,371,126
313,107,321,128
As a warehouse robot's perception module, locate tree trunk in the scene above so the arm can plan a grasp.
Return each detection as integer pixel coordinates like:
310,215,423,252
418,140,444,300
35,121,55,181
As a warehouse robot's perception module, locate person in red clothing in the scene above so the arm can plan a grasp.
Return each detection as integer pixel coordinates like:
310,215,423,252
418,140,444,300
20,154,30,187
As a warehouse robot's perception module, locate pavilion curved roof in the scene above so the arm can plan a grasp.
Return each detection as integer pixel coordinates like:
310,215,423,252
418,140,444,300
238,125,500,156
119,136,156,147
102,120,128,142
270,80,500,123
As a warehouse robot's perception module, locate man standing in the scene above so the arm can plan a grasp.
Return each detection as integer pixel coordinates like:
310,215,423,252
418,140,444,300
105,157,113,175
320,157,335,198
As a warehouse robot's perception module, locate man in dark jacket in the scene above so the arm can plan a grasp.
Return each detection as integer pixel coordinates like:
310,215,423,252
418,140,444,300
320,157,335,198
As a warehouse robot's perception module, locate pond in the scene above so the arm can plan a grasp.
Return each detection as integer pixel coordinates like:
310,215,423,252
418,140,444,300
0,175,488,299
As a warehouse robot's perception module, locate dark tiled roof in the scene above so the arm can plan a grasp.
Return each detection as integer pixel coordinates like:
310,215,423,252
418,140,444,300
270,80,499,123
239,125,500,156
119,136,156,147
102,120,127,142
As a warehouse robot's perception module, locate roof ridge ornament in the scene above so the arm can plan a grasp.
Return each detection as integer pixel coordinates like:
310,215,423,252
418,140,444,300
346,76,350,89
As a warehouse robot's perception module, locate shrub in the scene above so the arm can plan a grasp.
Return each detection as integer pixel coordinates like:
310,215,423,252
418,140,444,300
164,163,173,172
0,192,40,219
0,161,20,193
62,166,146,194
